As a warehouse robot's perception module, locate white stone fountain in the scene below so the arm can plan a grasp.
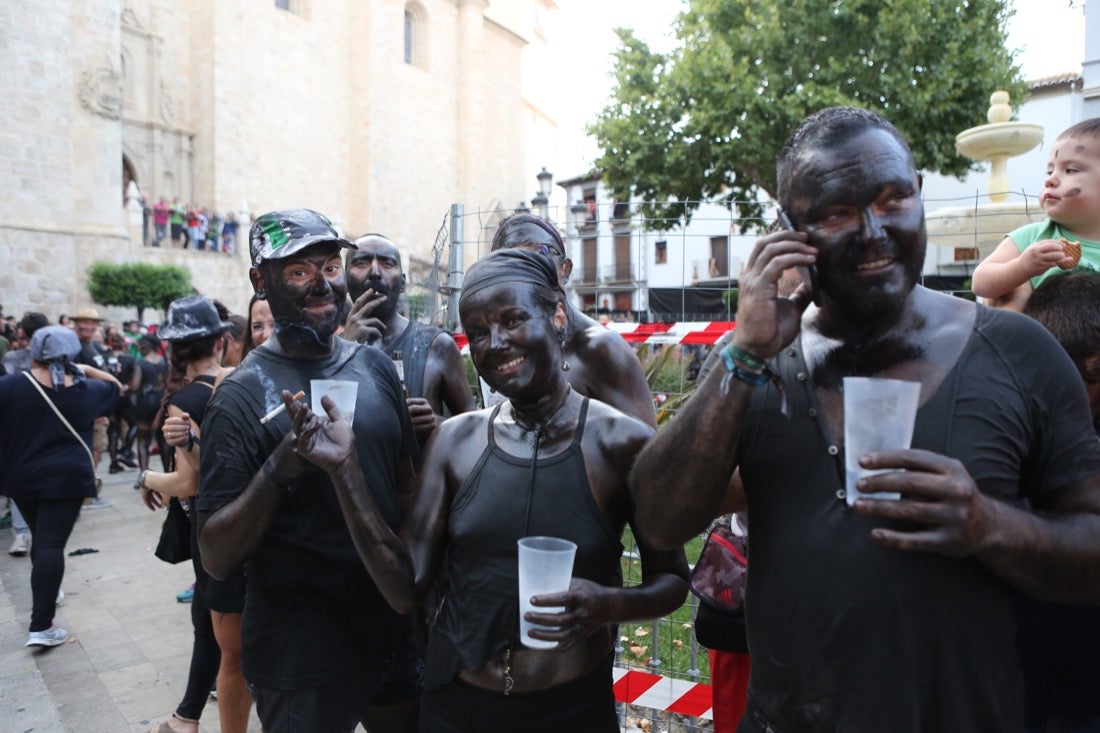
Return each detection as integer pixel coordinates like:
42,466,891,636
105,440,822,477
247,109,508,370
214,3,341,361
925,91,1045,259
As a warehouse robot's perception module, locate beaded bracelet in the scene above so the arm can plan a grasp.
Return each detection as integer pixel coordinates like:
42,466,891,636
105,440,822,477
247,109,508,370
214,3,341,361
719,341,790,416
722,343,767,373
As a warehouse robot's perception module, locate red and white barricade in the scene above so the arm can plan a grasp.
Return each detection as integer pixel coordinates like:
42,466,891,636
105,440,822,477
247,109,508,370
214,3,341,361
453,321,735,353
613,666,713,720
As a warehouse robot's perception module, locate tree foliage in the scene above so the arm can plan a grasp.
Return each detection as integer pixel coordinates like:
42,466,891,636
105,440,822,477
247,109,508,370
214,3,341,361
87,262,193,322
590,0,1028,227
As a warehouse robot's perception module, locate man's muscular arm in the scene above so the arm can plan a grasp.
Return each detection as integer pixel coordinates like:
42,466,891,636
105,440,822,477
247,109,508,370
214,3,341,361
287,395,454,613
430,332,476,417
856,451,1100,603
408,332,476,441
579,329,657,428
630,231,816,549
198,392,309,580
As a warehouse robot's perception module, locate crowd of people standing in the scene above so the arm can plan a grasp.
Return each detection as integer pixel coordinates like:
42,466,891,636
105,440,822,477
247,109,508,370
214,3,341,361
142,195,240,254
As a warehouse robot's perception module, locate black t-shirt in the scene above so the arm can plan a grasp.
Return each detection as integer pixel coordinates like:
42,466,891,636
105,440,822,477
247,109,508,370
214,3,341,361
198,338,418,689
109,352,136,386
75,340,108,370
0,374,119,500
736,304,1100,732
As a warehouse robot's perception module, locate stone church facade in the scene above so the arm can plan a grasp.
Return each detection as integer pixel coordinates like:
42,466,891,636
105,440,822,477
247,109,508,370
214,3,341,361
0,0,559,320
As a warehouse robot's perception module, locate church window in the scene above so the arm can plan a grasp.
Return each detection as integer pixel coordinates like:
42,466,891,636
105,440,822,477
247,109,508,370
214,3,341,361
404,2,427,69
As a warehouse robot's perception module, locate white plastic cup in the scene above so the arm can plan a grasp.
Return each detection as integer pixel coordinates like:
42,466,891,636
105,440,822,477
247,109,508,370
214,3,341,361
310,379,358,425
843,377,920,505
517,536,577,649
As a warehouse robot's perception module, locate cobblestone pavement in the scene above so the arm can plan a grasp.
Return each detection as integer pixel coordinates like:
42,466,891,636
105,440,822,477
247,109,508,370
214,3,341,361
0,465,263,733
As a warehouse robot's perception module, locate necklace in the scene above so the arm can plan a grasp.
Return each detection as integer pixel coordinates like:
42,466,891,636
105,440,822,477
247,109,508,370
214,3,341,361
500,386,572,695
510,386,572,437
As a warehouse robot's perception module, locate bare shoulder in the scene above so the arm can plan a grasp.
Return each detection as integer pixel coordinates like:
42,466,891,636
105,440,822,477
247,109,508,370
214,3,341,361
585,398,655,448
428,328,462,356
437,407,489,438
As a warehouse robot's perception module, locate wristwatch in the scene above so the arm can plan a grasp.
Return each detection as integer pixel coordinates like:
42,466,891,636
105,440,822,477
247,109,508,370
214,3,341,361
136,469,149,491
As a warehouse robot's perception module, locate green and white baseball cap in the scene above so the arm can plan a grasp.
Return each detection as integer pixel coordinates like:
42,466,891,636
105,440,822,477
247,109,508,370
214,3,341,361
249,208,356,267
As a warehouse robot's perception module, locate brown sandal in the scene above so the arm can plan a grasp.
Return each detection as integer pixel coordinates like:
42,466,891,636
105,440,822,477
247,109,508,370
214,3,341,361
148,712,199,733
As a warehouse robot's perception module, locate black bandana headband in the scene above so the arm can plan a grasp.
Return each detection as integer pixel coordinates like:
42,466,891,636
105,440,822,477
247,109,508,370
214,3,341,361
459,249,564,306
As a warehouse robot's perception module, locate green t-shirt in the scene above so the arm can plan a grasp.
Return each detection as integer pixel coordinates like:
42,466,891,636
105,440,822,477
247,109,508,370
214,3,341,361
169,205,184,226
1009,218,1100,289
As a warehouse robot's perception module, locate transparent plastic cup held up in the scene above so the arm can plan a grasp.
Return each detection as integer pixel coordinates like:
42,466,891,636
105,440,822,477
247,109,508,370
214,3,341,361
517,536,577,649
310,379,358,425
843,377,920,505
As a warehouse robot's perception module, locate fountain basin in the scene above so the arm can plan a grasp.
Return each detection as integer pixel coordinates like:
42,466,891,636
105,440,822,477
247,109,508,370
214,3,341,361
925,201,1044,259
956,122,1044,160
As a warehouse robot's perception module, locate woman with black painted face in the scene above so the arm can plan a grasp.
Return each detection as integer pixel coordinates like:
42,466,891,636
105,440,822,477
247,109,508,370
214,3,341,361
284,248,688,732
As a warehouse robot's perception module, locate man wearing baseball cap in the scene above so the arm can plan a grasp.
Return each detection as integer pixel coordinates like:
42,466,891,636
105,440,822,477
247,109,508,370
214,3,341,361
197,208,420,732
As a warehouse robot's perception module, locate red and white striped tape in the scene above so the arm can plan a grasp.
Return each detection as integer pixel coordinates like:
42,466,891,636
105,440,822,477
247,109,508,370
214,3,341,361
452,321,735,353
613,666,713,720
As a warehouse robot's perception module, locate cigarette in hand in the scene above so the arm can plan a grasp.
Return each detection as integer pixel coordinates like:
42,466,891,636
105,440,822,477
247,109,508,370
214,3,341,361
259,390,306,425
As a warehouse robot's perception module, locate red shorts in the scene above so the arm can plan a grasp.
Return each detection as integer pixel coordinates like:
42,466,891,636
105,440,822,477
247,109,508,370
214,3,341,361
709,649,751,732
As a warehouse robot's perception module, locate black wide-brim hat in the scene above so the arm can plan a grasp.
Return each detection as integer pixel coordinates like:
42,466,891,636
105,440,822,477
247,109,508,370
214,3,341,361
158,294,233,342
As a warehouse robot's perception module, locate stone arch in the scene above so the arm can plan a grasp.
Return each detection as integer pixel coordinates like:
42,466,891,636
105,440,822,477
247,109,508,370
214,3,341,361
122,155,138,205
404,1,427,69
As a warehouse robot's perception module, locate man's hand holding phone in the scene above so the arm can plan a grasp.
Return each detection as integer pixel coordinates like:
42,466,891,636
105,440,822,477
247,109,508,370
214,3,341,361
777,209,823,307
733,216,818,361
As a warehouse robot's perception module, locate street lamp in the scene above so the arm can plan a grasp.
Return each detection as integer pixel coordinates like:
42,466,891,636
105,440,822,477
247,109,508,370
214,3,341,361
530,167,552,220
570,201,589,235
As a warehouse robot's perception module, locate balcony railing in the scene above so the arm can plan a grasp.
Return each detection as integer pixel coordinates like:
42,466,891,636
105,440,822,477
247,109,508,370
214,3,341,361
573,262,637,285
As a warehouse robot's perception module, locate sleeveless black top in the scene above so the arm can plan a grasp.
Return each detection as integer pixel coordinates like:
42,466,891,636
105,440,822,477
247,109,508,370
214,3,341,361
384,321,444,402
423,398,623,689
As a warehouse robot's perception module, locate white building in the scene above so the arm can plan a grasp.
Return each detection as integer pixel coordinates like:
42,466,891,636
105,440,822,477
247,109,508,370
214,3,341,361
0,0,560,321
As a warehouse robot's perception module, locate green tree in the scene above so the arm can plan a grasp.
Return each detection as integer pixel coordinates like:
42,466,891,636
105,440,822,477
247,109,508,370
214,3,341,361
591,0,1027,227
87,262,193,322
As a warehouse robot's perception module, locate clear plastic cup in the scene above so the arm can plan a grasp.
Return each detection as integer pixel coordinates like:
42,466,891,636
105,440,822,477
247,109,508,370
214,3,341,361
310,379,358,425
843,377,920,505
517,536,577,649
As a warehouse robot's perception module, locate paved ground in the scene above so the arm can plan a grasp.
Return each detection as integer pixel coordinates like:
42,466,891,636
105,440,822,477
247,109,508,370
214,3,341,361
0,465,263,733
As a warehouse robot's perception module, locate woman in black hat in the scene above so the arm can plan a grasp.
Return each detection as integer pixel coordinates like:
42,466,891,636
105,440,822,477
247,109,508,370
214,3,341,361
138,294,232,733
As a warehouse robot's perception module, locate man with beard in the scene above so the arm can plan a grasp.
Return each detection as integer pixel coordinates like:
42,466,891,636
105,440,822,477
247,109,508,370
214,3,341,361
197,209,420,733
630,108,1100,731
343,234,475,446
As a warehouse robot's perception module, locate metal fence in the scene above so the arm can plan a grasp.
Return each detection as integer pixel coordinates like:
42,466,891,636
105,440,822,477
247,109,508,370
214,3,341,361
404,190,1026,330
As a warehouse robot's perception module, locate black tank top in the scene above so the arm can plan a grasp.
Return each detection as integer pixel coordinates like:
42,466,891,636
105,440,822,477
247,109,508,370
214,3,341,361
423,398,623,688
384,321,443,401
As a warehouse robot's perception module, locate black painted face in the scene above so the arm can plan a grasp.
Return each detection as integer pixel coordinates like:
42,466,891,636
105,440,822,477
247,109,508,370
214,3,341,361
346,238,404,317
460,283,565,401
785,128,925,323
261,242,347,344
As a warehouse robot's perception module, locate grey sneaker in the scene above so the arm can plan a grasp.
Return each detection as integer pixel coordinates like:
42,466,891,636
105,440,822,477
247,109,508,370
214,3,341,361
82,497,112,510
26,626,69,647
8,532,30,556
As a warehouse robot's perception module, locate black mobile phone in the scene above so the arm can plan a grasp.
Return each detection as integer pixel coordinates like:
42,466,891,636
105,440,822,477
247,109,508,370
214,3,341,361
776,208,822,306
